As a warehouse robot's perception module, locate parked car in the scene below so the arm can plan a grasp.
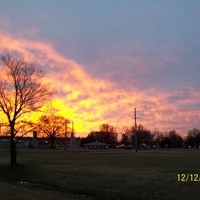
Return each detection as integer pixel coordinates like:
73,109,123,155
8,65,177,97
124,145,134,150
116,144,126,149
139,143,150,150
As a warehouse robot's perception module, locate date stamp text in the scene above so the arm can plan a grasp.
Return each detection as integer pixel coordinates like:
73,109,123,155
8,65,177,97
177,174,200,182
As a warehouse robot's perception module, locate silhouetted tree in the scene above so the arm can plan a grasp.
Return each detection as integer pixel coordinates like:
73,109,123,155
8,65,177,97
152,131,165,143
81,124,118,147
99,124,118,145
134,124,152,145
0,55,54,167
168,130,183,148
151,130,165,148
119,127,132,145
160,137,171,148
160,130,183,148
80,131,97,146
186,128,200,148
121,134,129,145
39,114,70,148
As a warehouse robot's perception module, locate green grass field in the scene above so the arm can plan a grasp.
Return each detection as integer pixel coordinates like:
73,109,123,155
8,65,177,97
0,148,200,200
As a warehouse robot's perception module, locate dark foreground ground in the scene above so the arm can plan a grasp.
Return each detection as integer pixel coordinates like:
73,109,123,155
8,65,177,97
0,148,200,200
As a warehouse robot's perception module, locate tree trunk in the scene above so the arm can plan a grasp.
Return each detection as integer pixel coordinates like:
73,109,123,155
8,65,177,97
50,136,55,149
10,123,18,168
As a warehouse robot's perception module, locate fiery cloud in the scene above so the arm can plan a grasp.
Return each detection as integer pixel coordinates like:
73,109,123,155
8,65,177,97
0,32,199,137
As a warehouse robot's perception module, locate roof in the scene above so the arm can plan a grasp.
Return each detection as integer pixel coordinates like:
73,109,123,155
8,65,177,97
83,141,110,146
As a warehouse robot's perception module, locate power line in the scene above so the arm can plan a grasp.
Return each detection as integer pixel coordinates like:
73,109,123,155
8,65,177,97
137,109,200,114
139,118,196,125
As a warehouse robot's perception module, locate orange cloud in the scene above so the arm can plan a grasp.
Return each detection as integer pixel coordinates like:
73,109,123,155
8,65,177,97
0,32,199,137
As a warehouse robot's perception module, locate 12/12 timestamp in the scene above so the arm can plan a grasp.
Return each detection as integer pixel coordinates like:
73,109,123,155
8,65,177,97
177,174,200,182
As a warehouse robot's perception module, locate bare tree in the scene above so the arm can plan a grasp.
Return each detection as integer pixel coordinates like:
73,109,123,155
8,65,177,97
39,114,70,148
0,55,54,167
119,127,132,145
99,124,118,145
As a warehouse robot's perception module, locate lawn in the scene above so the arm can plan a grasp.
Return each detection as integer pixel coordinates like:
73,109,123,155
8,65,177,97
0,148,200,200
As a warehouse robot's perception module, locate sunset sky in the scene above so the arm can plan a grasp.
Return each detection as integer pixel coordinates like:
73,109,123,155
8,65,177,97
0,1,200,137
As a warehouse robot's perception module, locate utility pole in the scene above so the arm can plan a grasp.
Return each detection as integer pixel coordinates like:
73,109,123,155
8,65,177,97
134,108,138,153
65,122,67,151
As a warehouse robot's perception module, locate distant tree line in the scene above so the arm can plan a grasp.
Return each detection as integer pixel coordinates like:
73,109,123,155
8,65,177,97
80,124,200,149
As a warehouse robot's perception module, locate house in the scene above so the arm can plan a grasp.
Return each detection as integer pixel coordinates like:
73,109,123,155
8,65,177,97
0,138,25,148
83,141,110,149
